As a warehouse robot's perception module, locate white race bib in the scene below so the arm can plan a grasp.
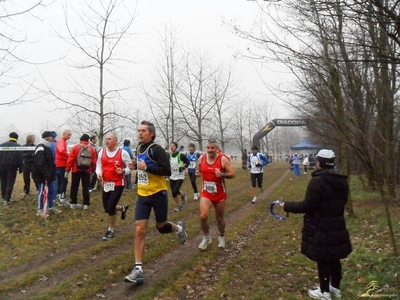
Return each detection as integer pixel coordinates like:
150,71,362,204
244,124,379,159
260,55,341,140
137,170,149,185
104,181,115,192
204,181,217,193
189,161,196,169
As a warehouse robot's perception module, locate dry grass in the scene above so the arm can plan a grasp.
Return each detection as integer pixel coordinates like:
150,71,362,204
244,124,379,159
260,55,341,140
1,162,399,299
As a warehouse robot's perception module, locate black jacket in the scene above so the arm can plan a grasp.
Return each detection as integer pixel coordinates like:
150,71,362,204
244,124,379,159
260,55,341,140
33,142,55,183
23,143,36,164
284,169,352,262
0,140,23,171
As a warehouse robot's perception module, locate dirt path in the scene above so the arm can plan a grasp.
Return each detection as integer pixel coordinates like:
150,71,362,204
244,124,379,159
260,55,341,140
91,169,289,299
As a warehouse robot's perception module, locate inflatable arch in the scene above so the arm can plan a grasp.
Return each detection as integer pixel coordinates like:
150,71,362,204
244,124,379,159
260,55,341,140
252,119,308,148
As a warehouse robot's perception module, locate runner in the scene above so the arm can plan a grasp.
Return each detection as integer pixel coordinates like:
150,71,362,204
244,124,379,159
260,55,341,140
186,143,201,201
247,146,269,203
124,120,187,284
195,138,235,250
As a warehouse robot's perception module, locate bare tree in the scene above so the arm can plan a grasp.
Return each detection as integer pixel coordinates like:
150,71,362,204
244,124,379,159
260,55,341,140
44,0,138,146
0,1,46,106
142,23,183,148
228,0,399,255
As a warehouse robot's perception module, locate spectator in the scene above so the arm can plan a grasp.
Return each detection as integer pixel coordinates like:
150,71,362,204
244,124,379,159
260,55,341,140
55,129,72,205
282,149,352,300
33,131,62,217
0,132,23,205
303,154,310,174
22,134,38,196
291,153,301,177
89,135,99,192
66,134,97,210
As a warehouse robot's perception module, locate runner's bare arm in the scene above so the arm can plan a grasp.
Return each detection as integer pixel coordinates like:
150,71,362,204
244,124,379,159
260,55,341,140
195,154,204,177
221,156,235,179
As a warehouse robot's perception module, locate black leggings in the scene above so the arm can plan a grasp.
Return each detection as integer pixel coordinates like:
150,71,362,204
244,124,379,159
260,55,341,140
169,179,183,197
317,259,342,293
188,172,198,193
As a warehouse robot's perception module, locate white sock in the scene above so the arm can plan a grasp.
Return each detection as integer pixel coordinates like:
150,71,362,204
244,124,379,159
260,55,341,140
176,225,182,234
135,263,143,272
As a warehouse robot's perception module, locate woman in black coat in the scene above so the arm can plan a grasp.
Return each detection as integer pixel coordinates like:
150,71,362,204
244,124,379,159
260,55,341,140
283,149,352,300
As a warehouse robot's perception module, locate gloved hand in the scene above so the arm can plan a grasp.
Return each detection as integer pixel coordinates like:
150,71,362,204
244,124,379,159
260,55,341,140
255,163,262,167
178,167,185,172
19,168,23,174
64,171,69,179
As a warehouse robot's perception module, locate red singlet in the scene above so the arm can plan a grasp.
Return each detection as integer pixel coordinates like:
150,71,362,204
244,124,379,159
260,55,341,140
200,154,226,203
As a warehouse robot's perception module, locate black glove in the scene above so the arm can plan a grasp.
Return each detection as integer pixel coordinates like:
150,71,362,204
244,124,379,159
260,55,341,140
178,167,185,172
19,168,23,174
255,163,262,167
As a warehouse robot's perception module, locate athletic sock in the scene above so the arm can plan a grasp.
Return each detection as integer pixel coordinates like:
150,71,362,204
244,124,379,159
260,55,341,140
135,263,143,272
108,227,114,232
176,224,182,234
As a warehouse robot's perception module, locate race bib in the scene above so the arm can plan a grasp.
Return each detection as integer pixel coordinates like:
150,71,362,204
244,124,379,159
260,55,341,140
171,167,179,175
204,181,217,193
189,161,196,169
104,181,115,192
137,170,149,185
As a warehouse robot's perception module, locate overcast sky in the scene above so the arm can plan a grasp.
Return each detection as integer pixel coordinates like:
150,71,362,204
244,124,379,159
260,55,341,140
1,0,291,140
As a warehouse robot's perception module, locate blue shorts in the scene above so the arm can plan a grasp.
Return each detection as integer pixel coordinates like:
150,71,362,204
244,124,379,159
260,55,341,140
135,190,168,223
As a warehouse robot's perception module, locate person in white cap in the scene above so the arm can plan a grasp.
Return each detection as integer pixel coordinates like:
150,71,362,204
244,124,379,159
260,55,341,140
281,149,352,300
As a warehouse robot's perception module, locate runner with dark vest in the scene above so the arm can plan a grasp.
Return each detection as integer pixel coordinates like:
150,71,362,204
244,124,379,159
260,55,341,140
124,120,187,284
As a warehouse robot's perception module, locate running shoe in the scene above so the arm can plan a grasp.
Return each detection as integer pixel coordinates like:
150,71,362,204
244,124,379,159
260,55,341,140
308,287,332,300
218,235,225,249
124,267,144,283
251,197,257,203
121,205,129,220
102,230,114,241
198,235,212,250
174,205,183,212
177,221,187,245
182,192,187,204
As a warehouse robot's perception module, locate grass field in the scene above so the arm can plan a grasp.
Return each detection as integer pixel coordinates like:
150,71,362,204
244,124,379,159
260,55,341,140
0,162,399,299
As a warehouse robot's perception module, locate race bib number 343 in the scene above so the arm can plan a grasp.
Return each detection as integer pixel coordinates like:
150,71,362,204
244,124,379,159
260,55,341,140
204,181,217,193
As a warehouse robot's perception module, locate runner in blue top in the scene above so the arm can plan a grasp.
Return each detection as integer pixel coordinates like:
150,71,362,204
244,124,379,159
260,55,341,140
186,143,201,201
247,146,269,203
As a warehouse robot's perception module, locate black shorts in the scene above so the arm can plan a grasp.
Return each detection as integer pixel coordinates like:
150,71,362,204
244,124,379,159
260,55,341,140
102,185,124,216
135,190,168,223
250,173,263,188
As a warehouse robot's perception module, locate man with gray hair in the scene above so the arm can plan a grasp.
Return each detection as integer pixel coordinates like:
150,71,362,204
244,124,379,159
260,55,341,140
96,133,130,241
195,138,235,250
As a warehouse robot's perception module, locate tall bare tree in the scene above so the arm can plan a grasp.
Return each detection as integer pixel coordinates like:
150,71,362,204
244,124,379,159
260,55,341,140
45,0,138,146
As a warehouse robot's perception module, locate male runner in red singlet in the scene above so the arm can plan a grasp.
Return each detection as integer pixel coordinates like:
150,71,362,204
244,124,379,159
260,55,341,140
195,138,235,250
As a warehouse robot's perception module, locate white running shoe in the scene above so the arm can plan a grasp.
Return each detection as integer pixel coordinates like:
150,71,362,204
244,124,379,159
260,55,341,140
329,285,341,298
251,197,257,204
199,235,212,250
193,192,199,201
308,287,332,300
218,236,225,249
